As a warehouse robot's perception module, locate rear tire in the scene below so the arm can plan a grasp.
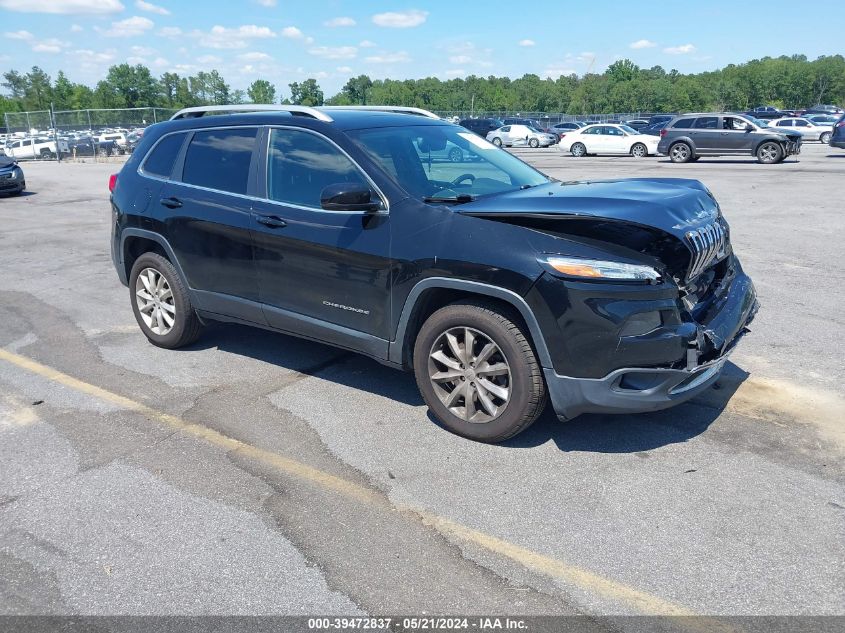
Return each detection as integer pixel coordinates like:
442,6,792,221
820,132,831,144
571,142,586,157
413,301,546,443
756,141,783,164
448,147,463,162
669,142,693,163
631,142,648,158
129,252,202,349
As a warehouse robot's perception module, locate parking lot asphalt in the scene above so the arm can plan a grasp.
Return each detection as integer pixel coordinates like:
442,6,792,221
1,144,843,622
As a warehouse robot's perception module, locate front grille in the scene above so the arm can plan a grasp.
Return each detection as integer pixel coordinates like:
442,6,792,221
685,219,728,280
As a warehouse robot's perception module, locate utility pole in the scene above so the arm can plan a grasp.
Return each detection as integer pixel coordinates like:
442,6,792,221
471,94,475,118
50,102,61,163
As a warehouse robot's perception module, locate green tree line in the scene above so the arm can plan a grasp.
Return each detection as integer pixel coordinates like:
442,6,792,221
2,54,844,122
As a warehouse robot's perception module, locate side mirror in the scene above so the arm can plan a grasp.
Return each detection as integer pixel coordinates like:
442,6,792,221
320,183,382,213
745,125,755,132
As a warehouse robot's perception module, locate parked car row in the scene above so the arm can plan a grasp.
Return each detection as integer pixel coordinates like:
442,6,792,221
2,126,147,160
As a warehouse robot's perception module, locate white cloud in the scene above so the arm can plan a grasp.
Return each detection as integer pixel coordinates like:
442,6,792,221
130,45,157,56
336,66,353,73
518,39,535,47
159,26,182,37
359,40,377,48
71,49,116,63
664,43,696,55
32,37,69,53
194,24,276,49
325,16,356,27
445,69,465,77
314,71,329,79
151,56,168,67
196,54,222,64
372,9,427,28
4,30,33,40
281,26,312,43
0,0,123,13
365,51,411,64
308,45,357,59
630,39,657,49
135,0,169,15
96,15,155,37
238,51,272,61
449,55,472,64
255,0,276,5
70,24,83,32
542,65,577,79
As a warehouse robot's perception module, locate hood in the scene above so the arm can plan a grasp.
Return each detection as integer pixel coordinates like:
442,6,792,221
0,156,17,170
456,179,720,240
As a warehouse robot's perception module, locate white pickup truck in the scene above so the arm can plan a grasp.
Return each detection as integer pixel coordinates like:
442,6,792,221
5,137,57,159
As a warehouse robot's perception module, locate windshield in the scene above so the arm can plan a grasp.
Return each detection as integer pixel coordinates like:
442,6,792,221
347,124,550,202
619,125,638,135
527,126,542,133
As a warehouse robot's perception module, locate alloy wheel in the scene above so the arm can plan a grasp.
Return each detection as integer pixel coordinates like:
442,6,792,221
758,143,779,163
671,144,690,162
571,143,586,157
428,326,511,423
135,267,176,335
632,143,647,158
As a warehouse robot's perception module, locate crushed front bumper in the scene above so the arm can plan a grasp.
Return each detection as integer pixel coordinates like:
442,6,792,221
545,269,758,420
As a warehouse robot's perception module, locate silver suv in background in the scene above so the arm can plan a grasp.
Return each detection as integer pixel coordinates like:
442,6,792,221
657,113,802,164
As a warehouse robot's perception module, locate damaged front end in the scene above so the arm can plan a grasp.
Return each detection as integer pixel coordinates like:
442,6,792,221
456,179,759,419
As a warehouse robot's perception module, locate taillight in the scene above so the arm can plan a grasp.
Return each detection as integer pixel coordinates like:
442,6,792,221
108,173,118,192
660,129,668,137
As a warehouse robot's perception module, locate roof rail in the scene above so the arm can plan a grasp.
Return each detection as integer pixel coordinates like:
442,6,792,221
320,105,441,119
169,104,333,122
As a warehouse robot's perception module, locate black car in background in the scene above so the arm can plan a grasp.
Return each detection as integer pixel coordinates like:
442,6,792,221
641,120,670,136
804,104,844,117
110,105,757,443
830,114,845,149
745,105,791,120
658,113,802,163
648,114,675,126
458,117,504,137
59,137,124,158
0,155,25,196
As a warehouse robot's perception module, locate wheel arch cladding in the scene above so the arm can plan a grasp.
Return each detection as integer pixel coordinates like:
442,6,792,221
389,278,553,370
121,229,190,290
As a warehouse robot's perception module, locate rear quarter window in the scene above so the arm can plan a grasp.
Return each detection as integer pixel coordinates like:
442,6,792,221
142,133,187,179
672,118,695,129
181,128,257,195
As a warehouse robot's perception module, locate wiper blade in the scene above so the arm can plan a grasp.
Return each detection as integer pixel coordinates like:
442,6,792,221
422,193,477,205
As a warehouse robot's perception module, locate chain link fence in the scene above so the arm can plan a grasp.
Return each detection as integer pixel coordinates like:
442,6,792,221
3,107,178,134
431,111,662,124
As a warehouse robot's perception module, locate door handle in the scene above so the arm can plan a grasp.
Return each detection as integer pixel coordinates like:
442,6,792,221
160,197,182,209
256,215,287,228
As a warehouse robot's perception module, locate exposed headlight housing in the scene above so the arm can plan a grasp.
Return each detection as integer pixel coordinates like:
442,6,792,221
544,256,661,282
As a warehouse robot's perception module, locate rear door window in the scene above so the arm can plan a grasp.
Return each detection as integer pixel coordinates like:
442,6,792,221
182,128,257,195
142,133,187,179
694,117,718,129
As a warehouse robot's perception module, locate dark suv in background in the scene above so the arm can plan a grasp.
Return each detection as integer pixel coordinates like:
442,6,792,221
830,114,845,149
458,117,504,137
658,113,802,163
110,105,758,443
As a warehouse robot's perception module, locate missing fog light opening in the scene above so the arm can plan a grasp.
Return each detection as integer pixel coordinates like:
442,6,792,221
620,311,662,336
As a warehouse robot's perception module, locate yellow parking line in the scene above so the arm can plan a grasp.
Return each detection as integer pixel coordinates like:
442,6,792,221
0,347,735,628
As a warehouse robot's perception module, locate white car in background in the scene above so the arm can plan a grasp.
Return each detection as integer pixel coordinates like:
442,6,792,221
486,124,556,148
766,117,833,143
5,137,57,159
559,124,660,157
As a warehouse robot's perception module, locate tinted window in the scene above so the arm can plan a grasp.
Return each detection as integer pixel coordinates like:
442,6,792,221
143,133,186,179
672,118,695,129
694,117,718,129
267,128,367,209
182,128,257,195
500,126,511,132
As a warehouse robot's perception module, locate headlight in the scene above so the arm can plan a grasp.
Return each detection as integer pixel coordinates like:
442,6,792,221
544,256,661,281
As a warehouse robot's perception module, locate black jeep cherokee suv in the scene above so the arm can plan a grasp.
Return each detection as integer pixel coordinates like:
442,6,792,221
110,105,758,442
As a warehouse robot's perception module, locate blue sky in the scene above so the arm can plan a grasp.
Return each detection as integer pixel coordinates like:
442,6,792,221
0,0,842,98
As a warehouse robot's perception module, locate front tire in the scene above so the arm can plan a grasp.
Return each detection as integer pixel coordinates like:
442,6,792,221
631,142,648,158
413,301,546,443
820,132,831,144
529,138,539,148
129,252,202,349
571,142,587,157
448,147,463,163
756,141,783,164
492,137,503,147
